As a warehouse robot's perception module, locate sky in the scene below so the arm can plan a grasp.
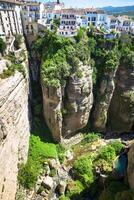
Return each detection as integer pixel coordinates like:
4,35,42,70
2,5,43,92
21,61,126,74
43,0,134,8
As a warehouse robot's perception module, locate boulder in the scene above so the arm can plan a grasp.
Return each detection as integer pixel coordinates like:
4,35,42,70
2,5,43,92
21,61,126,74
40,191,48,197
41,176,54,190
65,150,73,161
49,159,59,169
57,180,67,195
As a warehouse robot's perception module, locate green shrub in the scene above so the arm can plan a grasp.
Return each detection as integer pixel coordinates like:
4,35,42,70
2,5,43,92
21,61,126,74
73,156,94,185
97,145,116,164
49,168,57,177
109,140,124,154
66,180,84,199
74,27,87,43
18,135,57,189
59,195,70,200
18,158,40,189
82,132,101,144
56,144,66,164
0,63,25,79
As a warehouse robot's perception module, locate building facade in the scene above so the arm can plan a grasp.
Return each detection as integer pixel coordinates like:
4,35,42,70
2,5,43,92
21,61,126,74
0,0,22,38
86,8,106,27
58,9,77,37
21,1,42,35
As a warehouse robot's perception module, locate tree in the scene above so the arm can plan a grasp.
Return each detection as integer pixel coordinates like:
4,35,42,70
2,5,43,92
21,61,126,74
0,38,6,55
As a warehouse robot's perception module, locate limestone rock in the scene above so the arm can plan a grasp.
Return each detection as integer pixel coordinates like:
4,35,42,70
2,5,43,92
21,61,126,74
0,60,30,200
42,85,63,142
127,143,134,189
65,150,73,161
92,68,117,131
40,191,48,197
41,176,54,190
41,64,93,141
107,65,134,132
57,180,67,195
48,159,59,170
63,64,93,137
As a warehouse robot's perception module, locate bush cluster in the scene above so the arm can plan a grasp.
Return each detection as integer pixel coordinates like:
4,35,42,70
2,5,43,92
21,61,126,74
18,135,57,189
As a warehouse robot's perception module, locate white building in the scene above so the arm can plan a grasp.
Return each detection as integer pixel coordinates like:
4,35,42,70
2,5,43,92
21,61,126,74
76,9,88,28
0,0,23,38
21,1,44,35
58,8,77,37
85,8,107,27
105,15,119,30
117,15,134,33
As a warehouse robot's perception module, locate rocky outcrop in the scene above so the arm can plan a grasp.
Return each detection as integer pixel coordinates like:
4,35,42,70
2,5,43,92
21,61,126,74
91,63,134,133
107,65,134,132
92,69,117,131
42,64,93,142
42,85,63,142
127,143,134,189
0,61,30,200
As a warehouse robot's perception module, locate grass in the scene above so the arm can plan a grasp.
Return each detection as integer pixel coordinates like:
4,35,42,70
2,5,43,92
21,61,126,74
18,135,58,189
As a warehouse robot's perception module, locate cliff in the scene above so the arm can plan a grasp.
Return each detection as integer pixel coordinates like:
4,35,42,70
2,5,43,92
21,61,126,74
108,64,134,132
0,53,30,199
34,31,134,141
42,63,93,142
92,64,134,133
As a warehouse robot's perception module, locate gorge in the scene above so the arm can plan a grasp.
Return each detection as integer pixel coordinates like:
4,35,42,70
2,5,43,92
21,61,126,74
0,29,134,200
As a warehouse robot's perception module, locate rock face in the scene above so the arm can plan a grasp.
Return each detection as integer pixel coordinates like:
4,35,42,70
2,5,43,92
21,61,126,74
107,65,134,132
42,64,93,142
92,69,117,131
0,64,30,199
91,64,134,133
127,143,134,189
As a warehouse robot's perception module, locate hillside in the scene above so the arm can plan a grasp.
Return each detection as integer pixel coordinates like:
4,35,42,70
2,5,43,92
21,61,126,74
102,5,134,19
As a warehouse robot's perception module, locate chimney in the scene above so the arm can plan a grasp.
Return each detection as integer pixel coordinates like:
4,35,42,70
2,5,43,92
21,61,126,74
57,0,60,4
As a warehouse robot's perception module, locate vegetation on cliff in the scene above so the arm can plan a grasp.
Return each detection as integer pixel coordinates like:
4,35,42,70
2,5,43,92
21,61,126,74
32,30,90,87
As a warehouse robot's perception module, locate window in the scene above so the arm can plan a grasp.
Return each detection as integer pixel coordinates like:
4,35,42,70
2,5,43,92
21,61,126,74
92,22,95,26
92,17,96,21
